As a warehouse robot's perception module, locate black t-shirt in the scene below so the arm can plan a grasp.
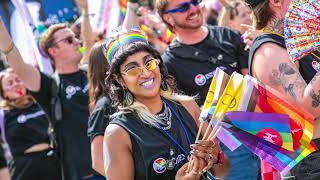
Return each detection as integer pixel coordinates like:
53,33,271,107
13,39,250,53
111,99,201,180
0,145,7,169
248,33,318,84
3,103,49,157
87,96,114,142
162,26,248,105
30,70,93,180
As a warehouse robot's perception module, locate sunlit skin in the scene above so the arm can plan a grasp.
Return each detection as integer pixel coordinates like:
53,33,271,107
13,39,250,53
166,0,203,31
118,51,162,106
1,71,26,100
49,28,82,71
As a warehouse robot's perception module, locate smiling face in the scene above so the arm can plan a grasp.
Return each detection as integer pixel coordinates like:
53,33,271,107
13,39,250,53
164,0,203,31
1,70,26,100
118,51,162,104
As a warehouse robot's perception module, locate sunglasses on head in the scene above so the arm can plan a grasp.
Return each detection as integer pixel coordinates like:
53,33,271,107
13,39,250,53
122,59,160,76
52,36,74,46
164,0,202,14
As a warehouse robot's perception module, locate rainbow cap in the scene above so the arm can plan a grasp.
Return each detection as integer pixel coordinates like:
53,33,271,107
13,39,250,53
102,27,148,63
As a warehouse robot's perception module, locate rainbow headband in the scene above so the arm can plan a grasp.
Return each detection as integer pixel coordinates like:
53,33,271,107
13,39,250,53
103,28,148,63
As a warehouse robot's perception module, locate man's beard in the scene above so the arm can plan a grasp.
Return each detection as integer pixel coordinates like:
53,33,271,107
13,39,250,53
172,11,203,30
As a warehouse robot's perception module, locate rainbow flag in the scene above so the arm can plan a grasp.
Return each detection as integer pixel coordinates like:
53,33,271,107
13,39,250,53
225,112,294,151
119,0,127,22
223,122,317,174
247,76,315,151
219,75,316,174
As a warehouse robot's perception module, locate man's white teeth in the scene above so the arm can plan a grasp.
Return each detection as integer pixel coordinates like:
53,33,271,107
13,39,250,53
189,13,198,20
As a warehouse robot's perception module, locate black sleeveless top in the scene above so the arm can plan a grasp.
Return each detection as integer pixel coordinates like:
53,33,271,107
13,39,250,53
248,33,319,83
110,99,198,180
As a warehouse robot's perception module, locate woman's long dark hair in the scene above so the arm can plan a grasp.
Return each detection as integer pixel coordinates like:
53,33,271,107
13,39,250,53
87,42,110,112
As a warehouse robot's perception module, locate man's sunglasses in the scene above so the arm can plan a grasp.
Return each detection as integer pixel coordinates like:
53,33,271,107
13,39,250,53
52,36,75,46
164,0,202,14
122,59,160,76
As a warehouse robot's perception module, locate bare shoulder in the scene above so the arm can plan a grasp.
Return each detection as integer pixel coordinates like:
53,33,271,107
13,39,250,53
104,124,132,150
252,42,307,101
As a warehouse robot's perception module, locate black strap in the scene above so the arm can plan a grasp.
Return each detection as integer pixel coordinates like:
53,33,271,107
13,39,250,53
248,33,286,75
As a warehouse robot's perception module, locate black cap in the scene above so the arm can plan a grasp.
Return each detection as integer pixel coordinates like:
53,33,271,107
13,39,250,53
245,0,265,8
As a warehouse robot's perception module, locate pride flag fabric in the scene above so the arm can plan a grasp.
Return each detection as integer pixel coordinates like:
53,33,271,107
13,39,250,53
203,69,316,174
225,112,294,151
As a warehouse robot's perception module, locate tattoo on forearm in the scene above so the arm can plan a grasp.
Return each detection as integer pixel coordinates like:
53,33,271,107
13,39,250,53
270,63,306,101
310,90,320,108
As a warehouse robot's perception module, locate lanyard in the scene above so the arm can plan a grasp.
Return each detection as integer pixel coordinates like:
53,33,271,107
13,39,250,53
157,99,192,155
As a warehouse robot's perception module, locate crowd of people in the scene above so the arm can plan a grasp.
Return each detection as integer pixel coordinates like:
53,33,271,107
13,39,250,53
0,0,319,180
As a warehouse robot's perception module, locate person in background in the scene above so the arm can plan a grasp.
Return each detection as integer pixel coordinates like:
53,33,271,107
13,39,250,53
0,145,10,180
0,68,61,180
201,0,223,26
246,0,320,179
0,17,102,180
103,28,229,179
87,42,114,176
218,0,252,34
155,1,259,179
218,0,259,50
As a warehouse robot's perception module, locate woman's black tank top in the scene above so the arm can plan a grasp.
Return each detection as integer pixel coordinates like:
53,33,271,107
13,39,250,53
248,33,318,83
110,99,198,180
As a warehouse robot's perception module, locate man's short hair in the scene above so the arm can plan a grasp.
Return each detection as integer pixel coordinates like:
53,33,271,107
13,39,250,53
155,0,174,31
39,23,67,60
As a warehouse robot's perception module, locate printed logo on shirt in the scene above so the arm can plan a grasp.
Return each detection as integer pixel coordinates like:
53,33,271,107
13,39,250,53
229,62,237,68
153,158,167,174
66,84,88,99
194,70,216,86
217,54,223,60
312,61,320,72
175,154,186,165
17,110,46,123
194,74,206,86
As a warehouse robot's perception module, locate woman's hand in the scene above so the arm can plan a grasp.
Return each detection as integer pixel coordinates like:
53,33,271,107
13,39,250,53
0,17,13,53
190,140,220,172
175,156,206,180
240,24,260,50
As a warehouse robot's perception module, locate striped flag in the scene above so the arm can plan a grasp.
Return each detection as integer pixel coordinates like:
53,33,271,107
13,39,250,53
10,0,53,74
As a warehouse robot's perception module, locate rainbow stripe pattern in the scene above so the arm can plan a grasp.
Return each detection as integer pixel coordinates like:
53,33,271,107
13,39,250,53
206,71,317,174
104,28,148,63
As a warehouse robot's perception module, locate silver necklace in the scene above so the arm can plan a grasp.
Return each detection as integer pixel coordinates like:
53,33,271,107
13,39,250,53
155,102,172,130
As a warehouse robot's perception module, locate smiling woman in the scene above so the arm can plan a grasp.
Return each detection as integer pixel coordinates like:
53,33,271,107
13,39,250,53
102,28,230,180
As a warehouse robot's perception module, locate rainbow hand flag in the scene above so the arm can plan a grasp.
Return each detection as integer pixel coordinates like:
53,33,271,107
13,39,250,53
203,69,316,173
223,122,317,174
225,112,294,151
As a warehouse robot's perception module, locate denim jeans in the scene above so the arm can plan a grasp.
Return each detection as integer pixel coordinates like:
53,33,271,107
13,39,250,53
209,144,261,180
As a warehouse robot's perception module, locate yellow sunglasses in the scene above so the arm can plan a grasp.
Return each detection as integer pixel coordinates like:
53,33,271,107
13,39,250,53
122,59,160,76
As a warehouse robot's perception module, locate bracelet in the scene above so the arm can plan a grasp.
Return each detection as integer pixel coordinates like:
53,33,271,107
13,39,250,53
2,41,14,55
